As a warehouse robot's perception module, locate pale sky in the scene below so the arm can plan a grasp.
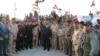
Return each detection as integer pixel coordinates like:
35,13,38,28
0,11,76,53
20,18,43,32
0,0,100,20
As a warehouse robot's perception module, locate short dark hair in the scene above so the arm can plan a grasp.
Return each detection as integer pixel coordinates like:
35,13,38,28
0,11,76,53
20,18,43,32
12,18,16,20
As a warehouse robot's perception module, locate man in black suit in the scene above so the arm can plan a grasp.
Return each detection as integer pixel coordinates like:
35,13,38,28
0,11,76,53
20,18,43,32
16,21,26,52
42,20,52,51
25,20,38,49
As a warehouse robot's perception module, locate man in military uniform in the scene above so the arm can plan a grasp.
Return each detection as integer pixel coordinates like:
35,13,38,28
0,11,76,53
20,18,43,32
57,23,65,52
64,20,73,56
32,21,39,48
51,20,58,49
7,18,18,56
72,21,84,56
94,19,100,56
79,21,85,56
82,21,100,56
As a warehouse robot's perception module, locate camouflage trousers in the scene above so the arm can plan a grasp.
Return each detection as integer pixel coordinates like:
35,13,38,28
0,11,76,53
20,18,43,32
83,50,90,56
64,38,72,56
73,44,81,56
33,35,38,48
59,36,65,52
8,35,16,56
51,35,57,49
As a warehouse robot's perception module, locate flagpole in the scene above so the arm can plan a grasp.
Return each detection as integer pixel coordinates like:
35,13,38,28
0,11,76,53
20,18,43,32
14,2,16,18
95,5,97,12
36,0,39,23
94,0,97,13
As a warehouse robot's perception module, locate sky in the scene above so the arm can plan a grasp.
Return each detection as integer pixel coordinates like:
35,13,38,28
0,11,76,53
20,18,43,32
0,0,100,20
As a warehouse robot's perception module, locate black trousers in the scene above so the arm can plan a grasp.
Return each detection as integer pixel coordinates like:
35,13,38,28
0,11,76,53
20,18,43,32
98,51,100,56
98,38,100,56
16,37,24,51
43,38,51,51
24,37,28,49
38,31,42,46
25,35,33,49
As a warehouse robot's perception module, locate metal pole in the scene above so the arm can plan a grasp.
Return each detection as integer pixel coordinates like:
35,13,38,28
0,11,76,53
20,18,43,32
94,0,97,14
14,2,16,18
36,0,39,22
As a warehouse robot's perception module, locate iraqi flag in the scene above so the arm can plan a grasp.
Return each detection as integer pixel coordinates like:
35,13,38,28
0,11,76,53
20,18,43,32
90,0,95,7
53,5,62,14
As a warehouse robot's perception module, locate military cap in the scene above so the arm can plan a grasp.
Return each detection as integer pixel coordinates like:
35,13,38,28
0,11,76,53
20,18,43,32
66,20,71,22
84,21,92,26
97,19,100,21
79,21,84,24
73,20,79,23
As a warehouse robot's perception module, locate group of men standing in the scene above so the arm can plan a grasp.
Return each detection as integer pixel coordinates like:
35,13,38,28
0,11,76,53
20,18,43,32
40,18,100,56
0,17,39,56
0,18,9,56
0,16,100,56
51,19,100,56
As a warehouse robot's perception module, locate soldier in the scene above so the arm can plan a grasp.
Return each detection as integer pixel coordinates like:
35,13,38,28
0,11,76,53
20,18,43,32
72,21,79,56
7,18,18,56
79,21,85,56
72,21,84,56
57,23,65,52
39,20,46,46
64,20,73,56
82,21,100,56
51,20,58,49
32,21,39,48
38,21,43,46
94,19,100,56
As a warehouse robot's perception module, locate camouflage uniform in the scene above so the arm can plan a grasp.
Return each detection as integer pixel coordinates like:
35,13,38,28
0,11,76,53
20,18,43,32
57,26,65,52
51,24,58,49
82,30,99,56
7,23,18,56
72,29,84,56
32,25,39,48
94,23,100,56
64,25,73,55
82,21,100,56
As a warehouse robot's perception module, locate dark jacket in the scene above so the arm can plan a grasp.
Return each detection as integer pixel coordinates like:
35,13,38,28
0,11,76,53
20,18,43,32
17,26,26,38
25,24,38,35
42,26,52,39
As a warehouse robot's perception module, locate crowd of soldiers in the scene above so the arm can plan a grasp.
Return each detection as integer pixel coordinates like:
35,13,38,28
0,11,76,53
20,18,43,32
0,13,100,56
